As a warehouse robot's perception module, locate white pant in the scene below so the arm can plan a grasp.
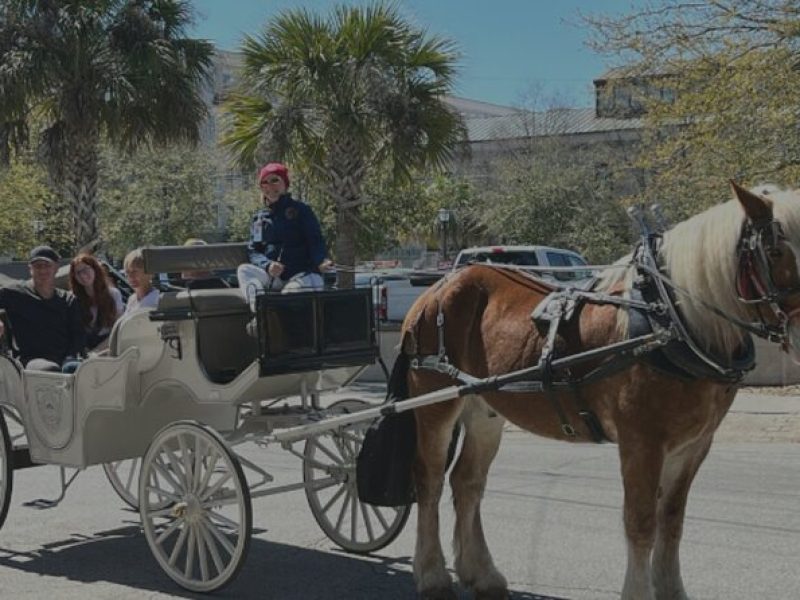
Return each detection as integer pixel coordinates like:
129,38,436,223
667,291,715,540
237,264,324,309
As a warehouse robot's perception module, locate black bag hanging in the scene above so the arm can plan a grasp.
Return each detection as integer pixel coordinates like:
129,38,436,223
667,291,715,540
356,354,417,507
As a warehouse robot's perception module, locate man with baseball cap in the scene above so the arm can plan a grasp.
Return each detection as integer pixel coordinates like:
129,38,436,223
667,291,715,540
237,162,333,307
0,245,85,371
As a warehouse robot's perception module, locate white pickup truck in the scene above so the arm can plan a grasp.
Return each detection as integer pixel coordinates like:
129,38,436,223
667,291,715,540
376,245,592,324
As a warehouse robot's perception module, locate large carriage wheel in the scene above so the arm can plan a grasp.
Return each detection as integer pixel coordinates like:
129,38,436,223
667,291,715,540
303,398,411,554
0,409,13,531
139,421,252,593
102,458,141,509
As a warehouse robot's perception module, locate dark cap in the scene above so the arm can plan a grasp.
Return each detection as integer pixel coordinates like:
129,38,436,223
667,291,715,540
28,245,60,264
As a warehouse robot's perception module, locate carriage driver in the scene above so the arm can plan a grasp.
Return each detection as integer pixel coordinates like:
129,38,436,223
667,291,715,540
0,245,85,372
237,162,334,308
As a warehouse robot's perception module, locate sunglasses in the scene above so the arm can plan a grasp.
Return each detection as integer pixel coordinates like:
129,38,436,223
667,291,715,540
261,176,283,185
75,267,93,276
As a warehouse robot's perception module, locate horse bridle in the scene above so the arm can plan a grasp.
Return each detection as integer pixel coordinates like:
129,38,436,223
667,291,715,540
735,216,800,344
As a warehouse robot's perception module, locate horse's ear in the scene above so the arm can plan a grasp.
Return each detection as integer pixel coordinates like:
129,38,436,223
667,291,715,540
730,179,773,221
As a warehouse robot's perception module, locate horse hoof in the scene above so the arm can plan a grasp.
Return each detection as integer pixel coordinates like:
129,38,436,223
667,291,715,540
420,587,458,600
474,587,509,600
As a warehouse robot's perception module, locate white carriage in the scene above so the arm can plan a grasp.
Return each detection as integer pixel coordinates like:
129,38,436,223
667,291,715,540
0,243,411,592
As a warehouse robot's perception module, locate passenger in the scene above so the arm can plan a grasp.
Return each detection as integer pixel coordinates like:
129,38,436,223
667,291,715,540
69,253,124,350
0,245,85,372
237,162,333,307
123,248,159,313
181,238,229,290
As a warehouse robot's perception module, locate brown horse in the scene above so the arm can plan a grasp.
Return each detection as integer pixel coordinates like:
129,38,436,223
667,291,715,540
400,183,800,600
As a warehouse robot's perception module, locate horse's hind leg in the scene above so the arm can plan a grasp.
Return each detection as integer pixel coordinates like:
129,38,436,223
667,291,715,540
451,395,508,599
620,440,664,600
652,438,712,600
414,396,465,600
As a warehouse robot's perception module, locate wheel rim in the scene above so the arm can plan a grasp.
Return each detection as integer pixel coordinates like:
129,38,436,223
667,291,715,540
102,458,142,509
139,422,251,593
0,410,12,531
303,399,411,554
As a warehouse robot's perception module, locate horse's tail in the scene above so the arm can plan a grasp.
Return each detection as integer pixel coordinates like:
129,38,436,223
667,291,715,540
386,351,410,403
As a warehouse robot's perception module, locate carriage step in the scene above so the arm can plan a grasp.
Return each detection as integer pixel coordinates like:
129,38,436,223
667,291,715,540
12,447,38,470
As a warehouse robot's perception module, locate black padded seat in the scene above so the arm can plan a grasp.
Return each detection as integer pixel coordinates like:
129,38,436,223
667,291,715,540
156,289,256,384
157,288,248,316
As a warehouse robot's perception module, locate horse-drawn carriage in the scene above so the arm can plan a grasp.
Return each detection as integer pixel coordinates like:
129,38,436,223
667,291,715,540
0,242,413,592
1,182,798,599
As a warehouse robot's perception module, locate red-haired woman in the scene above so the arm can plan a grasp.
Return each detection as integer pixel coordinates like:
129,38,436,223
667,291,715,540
69,254,124,349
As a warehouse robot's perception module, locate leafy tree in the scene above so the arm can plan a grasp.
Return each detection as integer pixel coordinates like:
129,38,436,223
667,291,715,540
98,144,217,259
0,0,213,250
0,157,70,258
480,131,630,264
222,3,465,287
583,1,800,218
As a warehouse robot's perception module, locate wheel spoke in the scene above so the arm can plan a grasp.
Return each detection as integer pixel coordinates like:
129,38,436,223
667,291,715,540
201,491,240,509
146,484,182,503
196,524,210,582
123,458,139,493
199,471,232,503
350,487,358,541
168,524,189,567
308,436,345,465
359,497,375,542
155,518,182,545
196,451,219,496
206,508,240,532
334,488,351,532
165,445,189,491
201,515,236,556
193,435,205,494
320,482,347,515
184,525,197,578
370,504,390,530
200,516,234,563
305,476,338,492
153,455,184,495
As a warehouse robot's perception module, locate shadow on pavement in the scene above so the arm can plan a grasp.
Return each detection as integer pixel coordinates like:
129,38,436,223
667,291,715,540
0,522,571,599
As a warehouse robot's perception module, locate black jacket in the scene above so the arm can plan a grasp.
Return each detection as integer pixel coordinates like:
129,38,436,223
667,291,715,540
0,283,85,365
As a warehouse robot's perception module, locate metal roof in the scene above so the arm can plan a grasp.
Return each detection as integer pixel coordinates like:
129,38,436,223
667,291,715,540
464,107,643,142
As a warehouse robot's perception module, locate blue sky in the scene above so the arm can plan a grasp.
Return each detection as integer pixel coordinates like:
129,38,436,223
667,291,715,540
189,1,640,109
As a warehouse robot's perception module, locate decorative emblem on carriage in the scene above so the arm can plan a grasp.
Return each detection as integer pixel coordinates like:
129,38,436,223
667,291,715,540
27,379,74,450
36,387,64,432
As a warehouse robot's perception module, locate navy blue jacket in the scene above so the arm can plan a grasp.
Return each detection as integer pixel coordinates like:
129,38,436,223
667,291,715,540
0,283,85,365
246,194,327,280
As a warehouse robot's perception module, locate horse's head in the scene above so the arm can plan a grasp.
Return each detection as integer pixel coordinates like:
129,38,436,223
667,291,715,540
731,180,800,360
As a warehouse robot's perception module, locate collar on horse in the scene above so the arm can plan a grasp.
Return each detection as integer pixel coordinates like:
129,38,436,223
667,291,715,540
629,234,754,383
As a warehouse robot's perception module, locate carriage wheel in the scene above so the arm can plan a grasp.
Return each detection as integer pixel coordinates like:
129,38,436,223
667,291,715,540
0,409,13,531
139,421,252,593
303,398,411,554
102,458,141,509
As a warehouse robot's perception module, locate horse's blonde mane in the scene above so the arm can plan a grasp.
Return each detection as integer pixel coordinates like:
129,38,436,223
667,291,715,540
597,185,800,356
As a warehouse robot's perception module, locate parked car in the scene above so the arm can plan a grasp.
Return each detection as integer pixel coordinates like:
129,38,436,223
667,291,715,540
452,245,593,284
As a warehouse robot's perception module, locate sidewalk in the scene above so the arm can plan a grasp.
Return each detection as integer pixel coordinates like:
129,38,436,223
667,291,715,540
716,390,800,443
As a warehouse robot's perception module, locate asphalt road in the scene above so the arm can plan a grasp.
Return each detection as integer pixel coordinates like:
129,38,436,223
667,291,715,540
0,389,797,599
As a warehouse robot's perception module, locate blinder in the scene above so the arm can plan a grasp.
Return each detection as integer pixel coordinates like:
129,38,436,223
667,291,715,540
735,216,800,344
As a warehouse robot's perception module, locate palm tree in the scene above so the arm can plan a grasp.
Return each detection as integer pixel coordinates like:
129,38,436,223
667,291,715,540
222,3,465,287
0,0,213,250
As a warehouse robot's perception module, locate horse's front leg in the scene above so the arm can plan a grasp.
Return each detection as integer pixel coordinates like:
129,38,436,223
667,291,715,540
451,396,508,599
652,437,712,600
619,439,664,600
414,398,464,600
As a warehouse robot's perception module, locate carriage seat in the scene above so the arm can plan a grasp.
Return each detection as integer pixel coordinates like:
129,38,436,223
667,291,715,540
155,289,257,384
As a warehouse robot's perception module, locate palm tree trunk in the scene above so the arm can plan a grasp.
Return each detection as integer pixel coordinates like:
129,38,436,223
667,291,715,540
328,142,366,288
64,127,100,251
